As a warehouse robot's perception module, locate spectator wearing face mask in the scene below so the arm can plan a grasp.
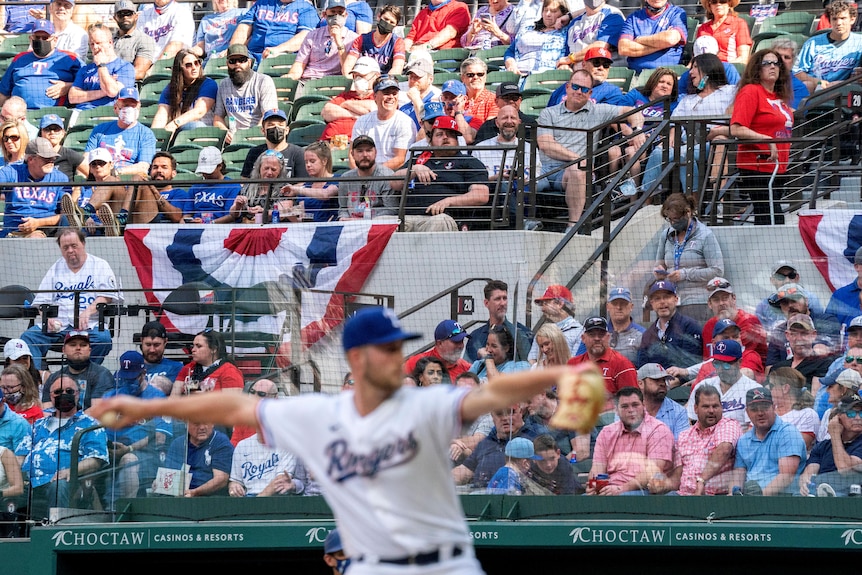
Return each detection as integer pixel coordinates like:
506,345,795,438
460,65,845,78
240,109,309,180
85,86,157,177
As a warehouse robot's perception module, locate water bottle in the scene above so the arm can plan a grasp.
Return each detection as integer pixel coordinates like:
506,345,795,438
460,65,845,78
228,115,237,135
363,202,371,220
807,475,817,497
271,208,279,223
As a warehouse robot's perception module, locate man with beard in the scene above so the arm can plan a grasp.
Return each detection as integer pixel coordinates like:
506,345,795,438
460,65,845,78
648,385,741,495
125,152,189,224
213,44,279,146
731,386,806,496
337,135,397,220
0,19,81,110
702,277,767,363
770,314,837,389
39,332,114,410
240,109,307,179
113,0,157,81
800,392,862,496
403,319,472,383
588,386,674,494
766,283,840,367
398,58,439,130
391,115,488,232
473,82,536,144
16,375,109,520
686,339,761,431
569,317,637,403
351,76,416,171
85,86,157,177
138,320,183,384
465,279,533,364
637,363,689,439
637,280,703,370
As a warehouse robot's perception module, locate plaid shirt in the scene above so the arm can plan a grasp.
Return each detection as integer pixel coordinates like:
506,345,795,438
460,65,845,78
675,416,741,495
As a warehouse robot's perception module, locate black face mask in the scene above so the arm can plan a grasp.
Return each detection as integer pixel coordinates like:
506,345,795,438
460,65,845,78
53,392,77,413
265,126,286,144
376,19,395,35
67,358,90,371
32,39,52,58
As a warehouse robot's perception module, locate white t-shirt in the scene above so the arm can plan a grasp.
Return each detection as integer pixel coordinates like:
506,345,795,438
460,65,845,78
137,1,195,58
230,433,297,497
351,111,416,166
686,375,761,427
257,385,479,563
473,137,540,180
32,253,122,329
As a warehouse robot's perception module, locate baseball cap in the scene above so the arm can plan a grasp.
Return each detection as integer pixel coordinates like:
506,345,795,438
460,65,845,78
771,260,798,277
441,79,467,97
431,115,460,134
608,286,631,303
54,0,76,5
787,313,815,331
64,330,90,344
226,44,251,58
583,316,608,332
423,101,445,122
262,109,288,123
706,277,733,296
712,318,740,338
505,437,542,460
324,0,346,10
141,320,168,339
351,56,381,76
534,284,573,304
692,35,719,56
746,386,773,406
351,134,375,149
838,392,862,413
117,86,140,102
195,146,223,174
648,279,677,296
406,58,433,78
114,0,135,12
40,114,64,130
88,147,113,165
31,19,54,35
3,339,32,361
341,307,420,352
768,283,808,307
835,368,862,390
637,363,669,380
434,319,469,342
26,137,60,160
584,46,613,63
712,339,742,362
373,76,400,92
117,350,146,379
323,529,343,554
496,81,521,98
848,316,862,331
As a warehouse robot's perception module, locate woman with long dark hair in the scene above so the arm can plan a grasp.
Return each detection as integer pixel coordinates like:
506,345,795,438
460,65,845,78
171,330,244,396
411,356,449,386
469,324,531,382
151,49,219,132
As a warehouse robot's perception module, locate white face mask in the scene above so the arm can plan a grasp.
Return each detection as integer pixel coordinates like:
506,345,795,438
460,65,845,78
118,106,139,124
353,77,370,93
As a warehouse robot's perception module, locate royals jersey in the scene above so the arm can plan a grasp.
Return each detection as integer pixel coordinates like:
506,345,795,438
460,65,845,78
0,163,70,237
31,253,121,329
230,434,297,496
86,121,157,169
793,32,862,83
0,50,81,109
258,385,476,561
240,0,318,58
72,58,137,110
137,0,196,56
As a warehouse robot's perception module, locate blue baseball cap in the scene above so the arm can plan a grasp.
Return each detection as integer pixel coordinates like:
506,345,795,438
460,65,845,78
434,319,469,342
31,19,55,35
117,350,146,378
323,529,343,554
648,280,677,296
712,339,742,362
608,286,631,303
505,437,542,460
40,114,64,130
712,318,739,337
262,109,288,123
342,307,420,352
373,76,400,92
441,80,466,96
118,86,140,101
423,101,444,122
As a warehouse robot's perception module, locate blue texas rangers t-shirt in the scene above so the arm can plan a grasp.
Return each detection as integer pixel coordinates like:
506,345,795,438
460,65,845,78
0,50,82,109
240,0,319,57
71,58,137,110
0,163,70,237
86,122,157,169
187,179,242,219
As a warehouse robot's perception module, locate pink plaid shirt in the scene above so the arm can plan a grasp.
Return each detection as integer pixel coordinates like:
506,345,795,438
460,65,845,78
593,413,674,487
675,417,742,495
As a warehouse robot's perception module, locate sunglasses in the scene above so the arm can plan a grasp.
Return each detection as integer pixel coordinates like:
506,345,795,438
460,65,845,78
115,10,135,17
183,60,201,69
464,72,485,78
569,83,592,93
845,409,862,419
228,57,249,65
760,60,781,68
588,59,612,69
263,149,284,160
707,278,732,291
42,125,63,133
708,0,729,4
773,270,798,281
250,390,275,397
3,134,20,142
846,355,862,365
90,160,108,167
446,326,465,339
52,387,78,396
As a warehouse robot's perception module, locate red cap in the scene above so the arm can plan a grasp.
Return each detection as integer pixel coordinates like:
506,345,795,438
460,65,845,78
584,46,613,62
431,116,461,135
535,284,573,304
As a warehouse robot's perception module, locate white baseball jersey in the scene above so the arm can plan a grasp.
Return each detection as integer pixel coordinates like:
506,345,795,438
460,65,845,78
258,385,484,574
686,375,761,427
230,433,297,497
32,254,122,329
137,1,195,57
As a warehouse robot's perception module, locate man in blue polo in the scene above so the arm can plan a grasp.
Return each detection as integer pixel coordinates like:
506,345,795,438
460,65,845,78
68,23,136,110
0,137,70,238
0,19,81,109
617,0,687,73
86,86,157,177
231,0,319,62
